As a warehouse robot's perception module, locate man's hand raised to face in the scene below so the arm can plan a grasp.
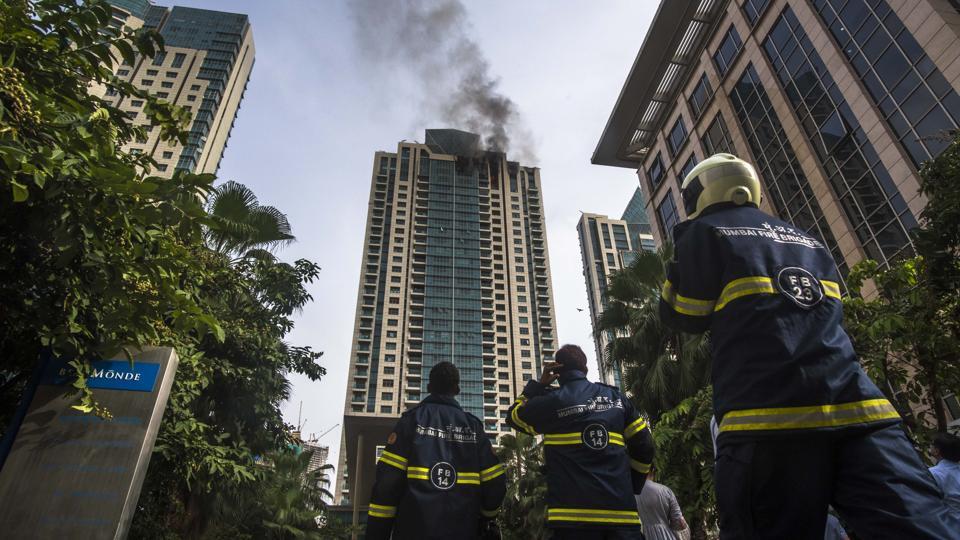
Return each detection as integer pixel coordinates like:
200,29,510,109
539,361,562,386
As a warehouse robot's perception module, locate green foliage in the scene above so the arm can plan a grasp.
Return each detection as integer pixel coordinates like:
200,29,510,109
496,433,548,540
596,247,716,538
652,387,717,538
205,180,295,259
595,247,711,419
0,0,213,417
0,2,330,536
843,134,960,440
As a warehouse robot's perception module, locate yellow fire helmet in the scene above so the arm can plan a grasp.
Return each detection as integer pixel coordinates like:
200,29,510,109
680,153,762,220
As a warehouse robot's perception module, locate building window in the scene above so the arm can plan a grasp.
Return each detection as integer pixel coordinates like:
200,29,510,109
688,73,713,119
157,164,168,172
742,0,772,25
646,152,665,190
190,84,201,91
701,113,736,156
172,53,187,68
146,69,158,76
166,71,177,78
151,51,166,66
186,95,197,102
678,153,698,187
141,79,153,86
666,117,688,157
130,100,143,107
729,63,848,276
656,191,681,239
161,81,173,88
117,69,129,76
713,25,743,77
763,6,915,265
811,0,960,168
162,151,173,159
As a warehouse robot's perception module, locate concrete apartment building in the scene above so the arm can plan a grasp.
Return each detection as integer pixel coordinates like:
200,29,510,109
593,0,960,421
102,0,254,177
577,189,655,388
334,129,558,508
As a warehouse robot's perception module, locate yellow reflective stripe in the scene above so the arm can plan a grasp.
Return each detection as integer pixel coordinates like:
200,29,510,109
481,507,500,518
547,507,641,525
480,463,505,482
715,277,775,311
458,472,481,485
630,459,651,474
379,454,407,471
822,280,841,299
368,503,397,519
661,280,716,316
381,450,407,464
511,398,537,435
543,432,625,446
719,399,900,433
624,417,648,438
407,466,429,480
543,432,580,445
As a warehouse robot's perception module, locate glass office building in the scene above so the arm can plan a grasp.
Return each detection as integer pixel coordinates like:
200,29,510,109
593,0,960,278
593,0,960,423
336,129,558,506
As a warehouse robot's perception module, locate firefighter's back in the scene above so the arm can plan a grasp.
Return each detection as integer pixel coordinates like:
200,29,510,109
393,398,488,539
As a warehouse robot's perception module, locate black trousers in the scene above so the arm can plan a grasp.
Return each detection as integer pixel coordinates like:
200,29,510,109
715,423,960,539
551,527,644,539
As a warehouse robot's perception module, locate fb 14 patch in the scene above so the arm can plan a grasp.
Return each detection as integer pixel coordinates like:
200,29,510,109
775,266,824,309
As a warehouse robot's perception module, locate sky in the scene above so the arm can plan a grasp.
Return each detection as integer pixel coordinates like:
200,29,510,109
164,0,656,472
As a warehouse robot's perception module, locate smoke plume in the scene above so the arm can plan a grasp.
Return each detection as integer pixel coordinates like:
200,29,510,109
349,0,536,162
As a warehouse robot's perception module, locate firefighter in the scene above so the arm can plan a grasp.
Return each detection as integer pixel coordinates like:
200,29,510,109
660,153,960,539
365,361,506,540
507,344,654,540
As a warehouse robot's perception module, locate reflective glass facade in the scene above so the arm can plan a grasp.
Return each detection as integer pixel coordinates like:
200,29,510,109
730,64,847,275
812,0,960,167
421,157,484,416
702,113,737,156
763,7,916,265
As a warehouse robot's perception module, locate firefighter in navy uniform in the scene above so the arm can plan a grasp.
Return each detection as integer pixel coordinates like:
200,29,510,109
660,153,959,539
365,361,506,540
507,344,654,540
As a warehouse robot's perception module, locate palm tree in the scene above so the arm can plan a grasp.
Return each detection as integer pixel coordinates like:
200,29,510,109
205,181,295,260
594,245,711,419
496,433,548,539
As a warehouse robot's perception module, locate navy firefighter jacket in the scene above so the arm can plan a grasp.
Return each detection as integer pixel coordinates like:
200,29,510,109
366,394,506,540
507,370,655,529
659,205,901,437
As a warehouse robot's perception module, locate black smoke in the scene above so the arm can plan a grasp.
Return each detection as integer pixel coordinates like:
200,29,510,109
349,0,536,162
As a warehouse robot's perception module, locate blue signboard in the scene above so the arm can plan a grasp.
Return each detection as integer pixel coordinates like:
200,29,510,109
39,358,160,392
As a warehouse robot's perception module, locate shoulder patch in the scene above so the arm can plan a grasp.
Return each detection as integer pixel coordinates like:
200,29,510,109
386,432,397,445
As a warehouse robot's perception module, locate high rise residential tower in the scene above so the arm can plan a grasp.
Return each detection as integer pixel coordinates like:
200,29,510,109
593,0,960,421
577,190,655,388
335,130,558,508
102,0,255,177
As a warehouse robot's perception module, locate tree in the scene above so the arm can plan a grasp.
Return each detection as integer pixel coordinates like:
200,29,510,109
0,0,214,419
0,3,329,536
595,248,717,538
595,247,711,420
496,433,548,540
651,386,717,539
843,134,960,439
205,180,295,260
